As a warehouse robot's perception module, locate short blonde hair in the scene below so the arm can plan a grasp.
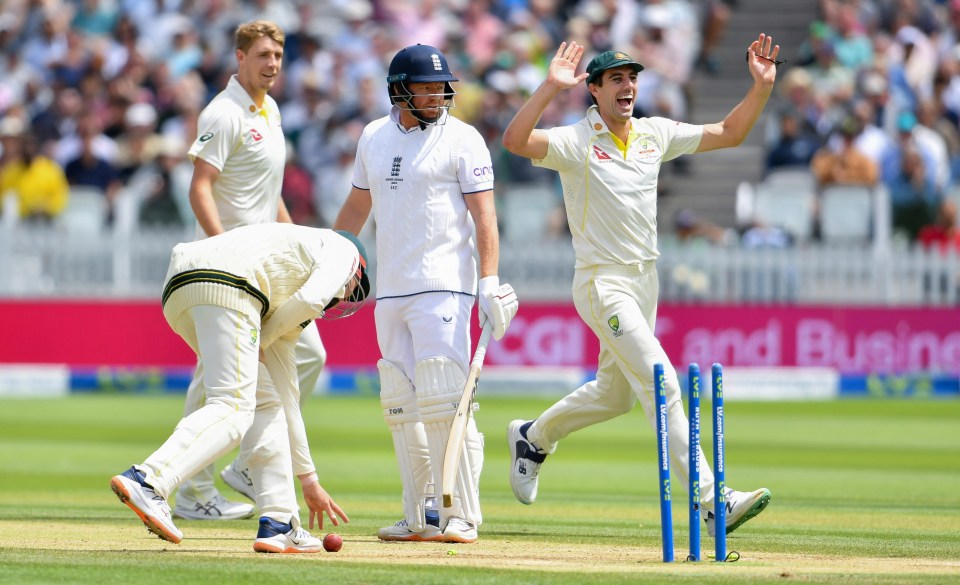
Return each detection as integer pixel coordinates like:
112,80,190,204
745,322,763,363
235,20,285,53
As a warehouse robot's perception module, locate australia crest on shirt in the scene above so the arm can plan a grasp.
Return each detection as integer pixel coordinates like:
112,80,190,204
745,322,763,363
633,134,662,161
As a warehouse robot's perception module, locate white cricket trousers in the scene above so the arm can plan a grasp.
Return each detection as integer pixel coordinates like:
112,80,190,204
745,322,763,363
178,324,325,502
527,263,718,512
376,292,482,526
139,305,300,524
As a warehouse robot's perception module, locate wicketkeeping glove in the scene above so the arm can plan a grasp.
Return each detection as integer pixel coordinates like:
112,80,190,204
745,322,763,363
478,276,519,341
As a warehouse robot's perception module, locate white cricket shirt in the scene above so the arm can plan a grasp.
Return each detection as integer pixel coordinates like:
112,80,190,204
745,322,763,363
352,107,494,298
187,75,286,239
534,106,702,267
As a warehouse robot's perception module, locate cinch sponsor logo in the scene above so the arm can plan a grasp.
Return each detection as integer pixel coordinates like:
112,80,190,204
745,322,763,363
593,145,612,161
473,166,493,177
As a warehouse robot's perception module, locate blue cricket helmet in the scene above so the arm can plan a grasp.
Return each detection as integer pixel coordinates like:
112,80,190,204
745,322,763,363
387,44,459,85
386,45,459,118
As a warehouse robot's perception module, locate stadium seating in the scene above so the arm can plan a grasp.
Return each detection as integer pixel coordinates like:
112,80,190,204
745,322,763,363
751,172,817,243
57,187,108,234
819,185,873,244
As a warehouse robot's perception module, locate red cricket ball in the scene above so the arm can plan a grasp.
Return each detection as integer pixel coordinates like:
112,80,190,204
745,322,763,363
323,533,343,552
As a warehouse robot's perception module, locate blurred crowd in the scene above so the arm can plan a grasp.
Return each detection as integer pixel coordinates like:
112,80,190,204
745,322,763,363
762,0,960,253
2,0,956,254
0,0,731,235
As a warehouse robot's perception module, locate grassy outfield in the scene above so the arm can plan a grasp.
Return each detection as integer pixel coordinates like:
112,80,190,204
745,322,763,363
0,393,958,584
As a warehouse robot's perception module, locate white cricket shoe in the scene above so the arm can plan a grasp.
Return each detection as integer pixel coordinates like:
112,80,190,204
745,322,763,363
110,466,183,544
253,517,323,553
508,419,547,505
377,515,443,542
173,492,255,520
442,517,477,544
220,462,256,502
706,487,772,536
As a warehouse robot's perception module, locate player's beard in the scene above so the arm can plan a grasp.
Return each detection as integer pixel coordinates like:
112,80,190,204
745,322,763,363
415,108,442,124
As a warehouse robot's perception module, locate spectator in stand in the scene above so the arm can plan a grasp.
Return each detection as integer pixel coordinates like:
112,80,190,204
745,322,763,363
137,137,190,228
827,0,874,71
165,26,203,80
21,13,67,81
932,59,960,175
910,101,952,193
918,198,960,254
887,25,937,111
30,86,83,148
460,0,506,76
50,28,91,89
0,117,69,224
72,0,120,38
64,117,121,221
881,110,939,195
860,69,897,136
673,208,738,247
797,18,829,66
769,68,822,144
0,45,42,112
523,0,567,50
115,102,162,182
630,2,692,121
385,0,449,51
887,143,938,241
282,35,332,104
741,219,792,249
811,114,879,187
766,109,821,171
800,21,856,99
313,119,364,230
280,141,318,227
841,97,895,168
55,112,118,170
696,0,733,75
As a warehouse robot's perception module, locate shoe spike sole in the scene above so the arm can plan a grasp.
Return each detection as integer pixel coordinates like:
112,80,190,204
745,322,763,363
110,477,182,544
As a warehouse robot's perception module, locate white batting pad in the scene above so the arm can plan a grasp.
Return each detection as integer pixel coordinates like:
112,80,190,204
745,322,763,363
414,357,482,526
379,359,431,531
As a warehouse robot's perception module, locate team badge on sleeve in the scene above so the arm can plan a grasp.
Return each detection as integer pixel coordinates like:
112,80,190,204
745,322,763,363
608,315,624,337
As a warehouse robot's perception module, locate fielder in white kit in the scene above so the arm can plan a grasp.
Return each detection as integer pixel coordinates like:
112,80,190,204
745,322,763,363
111,224,368,552
501,38,777,536
175,20,328,520
334,44,518,544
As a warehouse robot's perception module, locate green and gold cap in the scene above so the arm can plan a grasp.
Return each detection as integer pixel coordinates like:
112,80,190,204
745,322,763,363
585,50,644,85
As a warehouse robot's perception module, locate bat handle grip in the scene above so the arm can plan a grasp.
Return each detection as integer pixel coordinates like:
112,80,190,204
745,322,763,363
471,325,493,368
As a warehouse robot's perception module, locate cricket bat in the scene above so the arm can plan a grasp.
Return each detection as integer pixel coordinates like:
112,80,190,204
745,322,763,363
441,324,493,508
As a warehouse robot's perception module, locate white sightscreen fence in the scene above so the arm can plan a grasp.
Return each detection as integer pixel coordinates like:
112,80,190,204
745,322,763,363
0,225,957,305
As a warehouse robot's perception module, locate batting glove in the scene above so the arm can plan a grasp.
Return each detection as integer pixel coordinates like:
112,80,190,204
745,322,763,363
478,276,519,341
